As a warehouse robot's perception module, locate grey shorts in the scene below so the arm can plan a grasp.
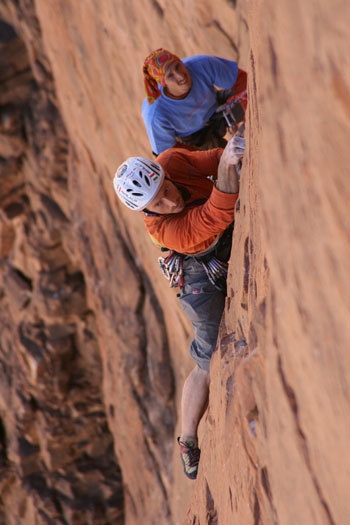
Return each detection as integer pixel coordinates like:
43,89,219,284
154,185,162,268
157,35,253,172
179,258,226,372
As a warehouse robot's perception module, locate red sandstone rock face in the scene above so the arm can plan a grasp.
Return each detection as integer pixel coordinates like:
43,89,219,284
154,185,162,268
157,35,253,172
0,1,349,525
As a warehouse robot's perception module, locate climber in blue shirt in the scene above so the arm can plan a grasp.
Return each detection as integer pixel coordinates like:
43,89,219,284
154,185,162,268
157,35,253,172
141,48,247,155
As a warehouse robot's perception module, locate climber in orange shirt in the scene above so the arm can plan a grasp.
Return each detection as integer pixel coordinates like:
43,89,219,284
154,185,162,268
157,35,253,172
113,131,245,479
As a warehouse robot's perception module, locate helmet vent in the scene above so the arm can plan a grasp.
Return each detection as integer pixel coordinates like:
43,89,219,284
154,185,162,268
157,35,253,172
126,188,143,196
113,156,164,211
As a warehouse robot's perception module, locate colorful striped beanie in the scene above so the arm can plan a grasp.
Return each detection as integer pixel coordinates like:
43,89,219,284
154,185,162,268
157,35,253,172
143,48,181,104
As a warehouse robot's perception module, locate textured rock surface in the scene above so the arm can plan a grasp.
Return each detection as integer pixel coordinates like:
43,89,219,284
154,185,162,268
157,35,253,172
0,1,349,524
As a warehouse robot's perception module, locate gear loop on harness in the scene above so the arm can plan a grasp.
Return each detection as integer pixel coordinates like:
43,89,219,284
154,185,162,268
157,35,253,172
158,251,185,288
158,250,228,292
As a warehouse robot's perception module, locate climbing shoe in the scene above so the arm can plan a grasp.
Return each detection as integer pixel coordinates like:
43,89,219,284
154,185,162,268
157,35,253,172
177,437,201,480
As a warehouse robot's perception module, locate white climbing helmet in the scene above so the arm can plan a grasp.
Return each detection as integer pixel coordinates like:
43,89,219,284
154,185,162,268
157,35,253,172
113,157,165,211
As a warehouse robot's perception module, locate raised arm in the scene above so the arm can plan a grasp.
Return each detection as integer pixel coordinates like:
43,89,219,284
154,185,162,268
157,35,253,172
215,128,245,194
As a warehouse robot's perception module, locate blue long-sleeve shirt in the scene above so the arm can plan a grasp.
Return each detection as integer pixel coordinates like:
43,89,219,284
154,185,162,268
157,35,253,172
141,54,238,155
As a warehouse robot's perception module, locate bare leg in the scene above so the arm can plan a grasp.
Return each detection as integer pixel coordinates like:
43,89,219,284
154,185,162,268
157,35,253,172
180,365,210,442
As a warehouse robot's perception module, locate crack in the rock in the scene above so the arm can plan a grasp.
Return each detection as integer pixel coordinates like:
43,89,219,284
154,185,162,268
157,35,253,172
0,66,32,87
249,50,260,129
130,383,173,519
151,0,164,17
205,479,218,524
205,20,239,56
278,356,335,525
253,490,260,525
261,466,278,524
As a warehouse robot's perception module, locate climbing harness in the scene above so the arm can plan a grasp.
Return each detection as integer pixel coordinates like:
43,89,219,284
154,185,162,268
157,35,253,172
157,217,234,292
158,250,229,292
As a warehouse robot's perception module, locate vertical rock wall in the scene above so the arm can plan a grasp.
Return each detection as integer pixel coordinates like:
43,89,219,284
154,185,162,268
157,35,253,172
0,12,124,525
0,1,245,523
0,1,349,524
185,1,350,524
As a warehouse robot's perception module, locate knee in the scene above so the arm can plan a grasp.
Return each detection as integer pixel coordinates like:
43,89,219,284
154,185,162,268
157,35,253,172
193,365,210,385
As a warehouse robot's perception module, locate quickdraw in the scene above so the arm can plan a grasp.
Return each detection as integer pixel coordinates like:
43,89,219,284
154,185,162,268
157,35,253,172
198,256,228,288
158,251,184,288
215,89,247,133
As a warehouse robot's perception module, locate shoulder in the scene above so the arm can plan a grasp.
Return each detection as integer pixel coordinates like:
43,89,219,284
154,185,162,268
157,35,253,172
142,92,177,116
142,98,154,119
157,146,222,178
142,97,160,114
184,54,235,68
142,97,167,126
158,146,222,163
183,54,212,65
157,147,191,169
183,55,237,83
183,54,210,72
157,146,207,164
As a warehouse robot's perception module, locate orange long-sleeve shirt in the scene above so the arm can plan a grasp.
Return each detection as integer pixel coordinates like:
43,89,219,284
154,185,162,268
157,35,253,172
144,147,238,255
